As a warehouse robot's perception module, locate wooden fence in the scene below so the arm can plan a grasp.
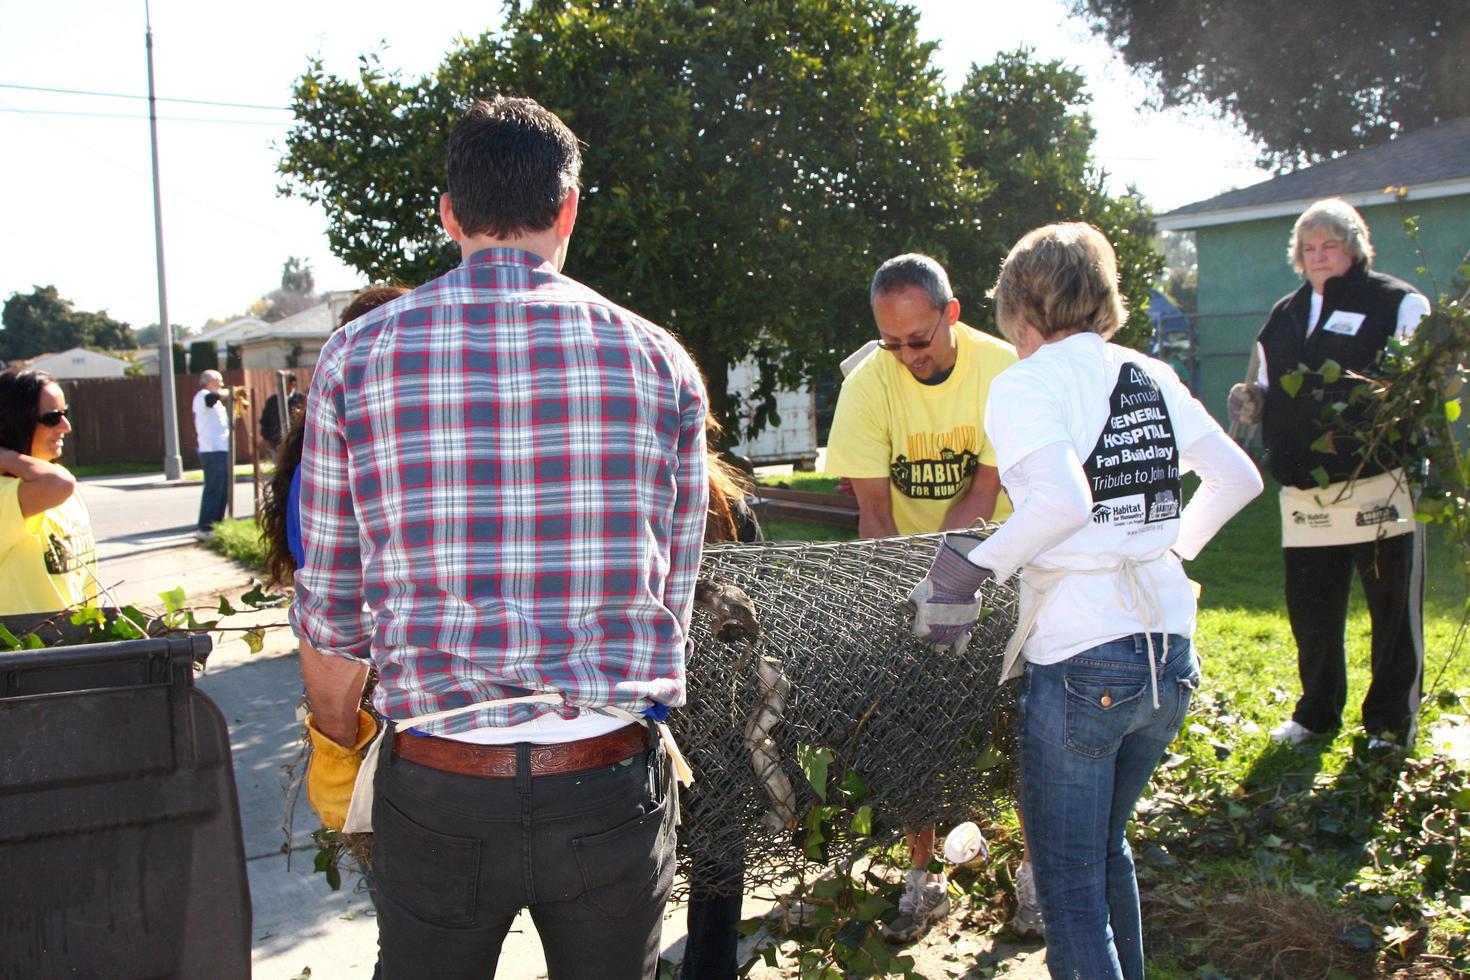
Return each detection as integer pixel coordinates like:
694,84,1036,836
57,369,312,469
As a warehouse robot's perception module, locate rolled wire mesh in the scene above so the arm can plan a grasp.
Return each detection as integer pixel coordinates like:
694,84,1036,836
674,528,1020,899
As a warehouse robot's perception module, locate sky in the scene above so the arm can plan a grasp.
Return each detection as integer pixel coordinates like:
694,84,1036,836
0,0,1271,333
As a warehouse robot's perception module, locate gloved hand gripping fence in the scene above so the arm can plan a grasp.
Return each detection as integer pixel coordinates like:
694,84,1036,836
904,533,995,652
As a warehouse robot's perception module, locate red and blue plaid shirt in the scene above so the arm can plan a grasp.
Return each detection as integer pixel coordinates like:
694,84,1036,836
290,248,708,734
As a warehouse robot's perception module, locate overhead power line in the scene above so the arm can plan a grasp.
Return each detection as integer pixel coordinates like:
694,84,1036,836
0,106,287,126
0,81,290,112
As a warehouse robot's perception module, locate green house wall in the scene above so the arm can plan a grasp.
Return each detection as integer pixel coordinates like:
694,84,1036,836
1190,195,1470,425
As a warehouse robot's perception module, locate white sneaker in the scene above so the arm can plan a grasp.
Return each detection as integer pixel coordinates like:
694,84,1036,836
193,528,212,541
1268,719,1315,744
882,869,950,944
1009,859,1045,940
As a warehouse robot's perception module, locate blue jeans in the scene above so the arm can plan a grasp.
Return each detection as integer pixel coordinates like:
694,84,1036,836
1019,634,1198,980
197,451,230,531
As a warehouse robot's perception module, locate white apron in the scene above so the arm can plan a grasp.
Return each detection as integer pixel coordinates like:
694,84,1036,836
1279,468,1415,548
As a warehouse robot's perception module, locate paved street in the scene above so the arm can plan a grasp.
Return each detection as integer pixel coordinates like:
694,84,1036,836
84,471,255,562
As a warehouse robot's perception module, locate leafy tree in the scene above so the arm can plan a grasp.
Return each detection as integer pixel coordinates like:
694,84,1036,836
280,0,981,431
132,322,194,348
260,256,319,323
280,256,315,295
188,340,219,374
945,50,1163,348
279,2,1160,432
1067,0,1470,170
1,286,133,361
1156,231,1197,313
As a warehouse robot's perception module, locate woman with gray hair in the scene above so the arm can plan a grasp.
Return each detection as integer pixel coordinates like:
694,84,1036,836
1228,197,1431,750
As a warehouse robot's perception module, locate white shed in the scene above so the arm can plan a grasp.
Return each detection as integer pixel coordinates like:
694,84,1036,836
727,358,819,469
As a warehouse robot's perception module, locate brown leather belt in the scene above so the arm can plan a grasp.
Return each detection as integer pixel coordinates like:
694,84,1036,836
392,723,650,778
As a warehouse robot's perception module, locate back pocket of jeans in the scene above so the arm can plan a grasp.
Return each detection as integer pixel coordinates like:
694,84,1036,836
373,798,481,927
572,793,675,918
1063,674,1148,758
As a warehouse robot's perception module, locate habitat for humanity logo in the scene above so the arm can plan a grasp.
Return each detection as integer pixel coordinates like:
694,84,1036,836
1148,490,1179,521
1292,511,1331,528
1355,504,1401,527
1091,503,1112,524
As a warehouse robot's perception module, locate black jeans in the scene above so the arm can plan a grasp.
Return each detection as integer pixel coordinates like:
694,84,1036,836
681,860,742,980
1283,528,1424,742
372,740,676,979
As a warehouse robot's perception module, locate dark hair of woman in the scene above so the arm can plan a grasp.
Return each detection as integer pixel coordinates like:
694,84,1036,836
260,285,409,586
0,368,57,455
704,414,757,545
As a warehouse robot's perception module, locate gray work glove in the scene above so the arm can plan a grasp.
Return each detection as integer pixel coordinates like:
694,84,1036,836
905,533,994,651
1227,382,1263,426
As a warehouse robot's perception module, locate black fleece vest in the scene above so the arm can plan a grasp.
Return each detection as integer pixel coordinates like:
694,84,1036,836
1258,263,1416,489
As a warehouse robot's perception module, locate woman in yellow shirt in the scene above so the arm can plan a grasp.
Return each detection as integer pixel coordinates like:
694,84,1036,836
0,369,96,615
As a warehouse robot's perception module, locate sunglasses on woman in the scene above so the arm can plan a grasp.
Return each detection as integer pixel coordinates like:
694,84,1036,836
37,407,71,427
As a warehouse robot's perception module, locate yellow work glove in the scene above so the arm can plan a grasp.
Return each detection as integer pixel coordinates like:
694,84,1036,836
305,709,377,831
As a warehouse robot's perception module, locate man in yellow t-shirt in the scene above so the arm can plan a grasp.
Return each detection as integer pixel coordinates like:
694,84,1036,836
826,253,1016,536
824,253,1017,943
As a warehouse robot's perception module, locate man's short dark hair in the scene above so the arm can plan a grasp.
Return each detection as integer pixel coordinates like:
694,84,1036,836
870,254,953,310
445,96,583,240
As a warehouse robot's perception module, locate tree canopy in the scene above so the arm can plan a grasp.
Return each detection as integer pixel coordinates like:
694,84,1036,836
947,50,1160,347
280,0,1159,432
1,286,133,362
253,256,320,323
1068,0,1470,171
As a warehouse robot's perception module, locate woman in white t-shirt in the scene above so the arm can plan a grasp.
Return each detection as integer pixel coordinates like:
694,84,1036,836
907,224,1261,978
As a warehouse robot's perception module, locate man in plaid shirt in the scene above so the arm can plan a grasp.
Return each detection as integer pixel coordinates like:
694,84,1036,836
290,96,708,978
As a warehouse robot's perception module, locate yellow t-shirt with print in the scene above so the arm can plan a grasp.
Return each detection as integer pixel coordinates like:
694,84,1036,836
0,475,97,615
825,323,1017,535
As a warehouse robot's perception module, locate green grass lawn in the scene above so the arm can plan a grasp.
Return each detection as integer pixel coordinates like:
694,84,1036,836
1138,486,1470,976
755,471,842,495
205,518,268,573
71,462,264,480
69,461,164,479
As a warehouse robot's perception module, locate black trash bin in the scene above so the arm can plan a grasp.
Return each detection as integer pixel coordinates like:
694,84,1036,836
0,633,251,979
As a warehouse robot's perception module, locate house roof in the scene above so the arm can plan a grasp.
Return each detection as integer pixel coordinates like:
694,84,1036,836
13,347,130,369
1158,117,1470,230
193,315,271,346
234,291,358,347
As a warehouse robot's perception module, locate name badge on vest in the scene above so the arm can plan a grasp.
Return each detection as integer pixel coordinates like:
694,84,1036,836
1320,310,1365,336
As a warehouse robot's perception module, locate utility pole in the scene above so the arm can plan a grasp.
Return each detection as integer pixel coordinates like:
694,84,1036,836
146,0,184,480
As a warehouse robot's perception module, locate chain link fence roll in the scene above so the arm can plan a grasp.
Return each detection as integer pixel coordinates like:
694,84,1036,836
674,528,1019,899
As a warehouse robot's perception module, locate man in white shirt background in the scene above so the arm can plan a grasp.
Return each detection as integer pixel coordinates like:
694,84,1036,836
192,369,231,540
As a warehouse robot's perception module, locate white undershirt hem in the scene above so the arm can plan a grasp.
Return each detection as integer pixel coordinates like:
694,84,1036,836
432,711,630,745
